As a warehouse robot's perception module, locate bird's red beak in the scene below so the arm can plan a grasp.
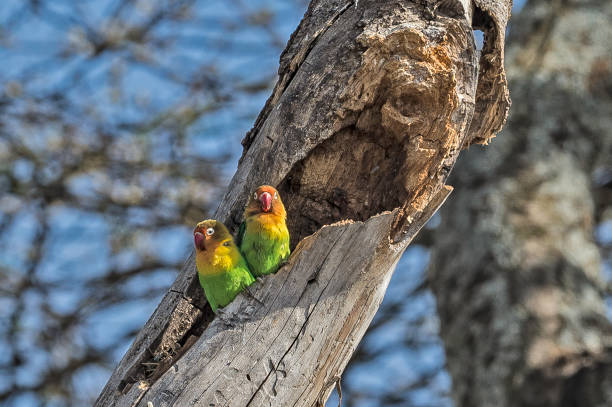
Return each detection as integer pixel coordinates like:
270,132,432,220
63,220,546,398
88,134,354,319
194,232,206,251
259,191,272,213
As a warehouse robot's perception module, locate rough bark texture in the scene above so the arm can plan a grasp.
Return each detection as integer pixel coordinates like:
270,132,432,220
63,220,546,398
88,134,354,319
96,0,511,406
430,0,612,406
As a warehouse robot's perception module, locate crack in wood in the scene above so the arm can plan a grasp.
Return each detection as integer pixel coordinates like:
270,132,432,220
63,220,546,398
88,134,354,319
245,228,352,406
242,0,355,152
190,264,298,404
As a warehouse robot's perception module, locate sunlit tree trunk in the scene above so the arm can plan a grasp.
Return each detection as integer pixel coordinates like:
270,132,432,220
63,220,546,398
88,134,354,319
96,1,512,405
430,0,612,405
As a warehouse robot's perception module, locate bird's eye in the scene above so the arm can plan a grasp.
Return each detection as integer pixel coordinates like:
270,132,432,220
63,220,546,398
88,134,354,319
206,227,214,236
223,241,231,247
274,192,278,200
253,192,258,200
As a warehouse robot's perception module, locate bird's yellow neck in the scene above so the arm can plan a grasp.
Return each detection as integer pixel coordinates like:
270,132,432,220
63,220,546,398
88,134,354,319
196,243,240,276
248,212,286,239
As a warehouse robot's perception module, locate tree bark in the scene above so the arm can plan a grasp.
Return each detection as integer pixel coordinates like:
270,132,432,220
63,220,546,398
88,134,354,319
430,0,612,406
96,1,511,406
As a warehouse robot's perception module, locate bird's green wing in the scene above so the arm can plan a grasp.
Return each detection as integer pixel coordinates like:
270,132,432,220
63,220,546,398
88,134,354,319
199,273,219,312
236,220,246,247
237,249,257,280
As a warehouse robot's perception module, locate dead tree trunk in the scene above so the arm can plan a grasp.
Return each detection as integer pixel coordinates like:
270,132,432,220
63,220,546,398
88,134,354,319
96,1,511,406
430,0,612,406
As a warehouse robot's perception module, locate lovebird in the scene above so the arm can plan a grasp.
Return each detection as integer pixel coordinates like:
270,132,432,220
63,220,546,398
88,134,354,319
194,219,255,312
238,185,290,277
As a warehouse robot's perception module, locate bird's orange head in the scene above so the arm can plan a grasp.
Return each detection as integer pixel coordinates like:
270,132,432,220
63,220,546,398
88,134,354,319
244,185,286,219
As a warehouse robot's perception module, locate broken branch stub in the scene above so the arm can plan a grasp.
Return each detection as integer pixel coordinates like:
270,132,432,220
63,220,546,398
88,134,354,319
96,1,511,406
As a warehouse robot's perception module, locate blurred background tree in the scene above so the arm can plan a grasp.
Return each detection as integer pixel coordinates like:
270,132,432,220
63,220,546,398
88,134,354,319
429,0,612,405
1,0,610,406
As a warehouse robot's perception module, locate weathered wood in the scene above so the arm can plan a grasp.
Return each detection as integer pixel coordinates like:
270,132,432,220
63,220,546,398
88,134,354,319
96,0,511,405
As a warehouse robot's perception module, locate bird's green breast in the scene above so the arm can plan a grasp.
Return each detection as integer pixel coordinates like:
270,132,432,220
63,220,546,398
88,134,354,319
241,216,290,276
197,251,254,312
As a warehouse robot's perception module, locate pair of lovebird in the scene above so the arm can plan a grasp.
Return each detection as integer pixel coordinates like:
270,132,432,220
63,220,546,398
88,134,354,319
193,185,290,312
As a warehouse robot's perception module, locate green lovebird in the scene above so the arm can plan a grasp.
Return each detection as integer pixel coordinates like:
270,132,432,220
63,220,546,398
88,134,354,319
194,219,255,312
238,185,290,277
